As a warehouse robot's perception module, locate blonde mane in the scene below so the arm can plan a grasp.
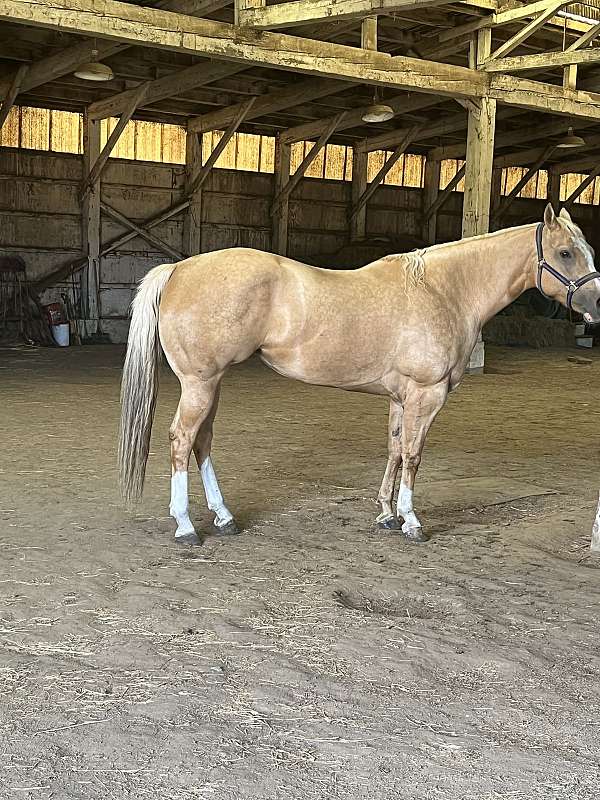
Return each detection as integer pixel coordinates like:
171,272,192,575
396,249,427,292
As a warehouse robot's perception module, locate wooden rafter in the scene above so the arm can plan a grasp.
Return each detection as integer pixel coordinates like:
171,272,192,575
484,1,568,64
483,45,600,72
423,164,466,221
4,0,600,120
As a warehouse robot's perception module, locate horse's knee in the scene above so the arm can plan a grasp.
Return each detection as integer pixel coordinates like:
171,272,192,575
403,453,421,471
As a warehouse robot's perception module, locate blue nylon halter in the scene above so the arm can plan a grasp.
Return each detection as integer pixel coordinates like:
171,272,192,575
536,222,600,310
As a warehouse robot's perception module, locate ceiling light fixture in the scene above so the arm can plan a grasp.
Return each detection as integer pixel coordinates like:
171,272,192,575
74,49,114,82
361,90,394,124
556,127,586,149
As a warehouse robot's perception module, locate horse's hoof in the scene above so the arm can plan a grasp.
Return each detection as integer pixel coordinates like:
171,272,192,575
376,514,401,531
175,531,202,546
402,526,429,544
213,520,240,537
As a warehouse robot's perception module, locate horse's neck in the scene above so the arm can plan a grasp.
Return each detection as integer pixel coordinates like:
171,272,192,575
429,225,537,326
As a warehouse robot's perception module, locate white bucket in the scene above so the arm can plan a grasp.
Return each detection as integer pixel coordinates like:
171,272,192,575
52,323,70,347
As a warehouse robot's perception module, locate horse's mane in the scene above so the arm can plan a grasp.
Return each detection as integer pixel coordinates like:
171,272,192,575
381,249,427,292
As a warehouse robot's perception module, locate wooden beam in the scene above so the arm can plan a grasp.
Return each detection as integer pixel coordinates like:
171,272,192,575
0,65,28,130
281,94,441,145
237,0,452,30
362,112,470,153
81,111,101,336
485,2,567,63
493,144,555,222
100,200,185,261
350,125,420,223
4,0,600,121
234,0,265,27
88,61,245,120
183,130,203,257
463,29,496,239
350,146,368,240
423,164,465,221
493,0,565,26
422,158,440,244
547,165,561,209
566,21,600,52
361,16,377,51
483,45,600,72
188,97,256,197
563,162,600,207
82,81,149,199
189,79,345,134
272,111,346,213
272,136,291,255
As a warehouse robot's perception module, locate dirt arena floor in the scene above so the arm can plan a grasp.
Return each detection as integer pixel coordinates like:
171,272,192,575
1,343,600,800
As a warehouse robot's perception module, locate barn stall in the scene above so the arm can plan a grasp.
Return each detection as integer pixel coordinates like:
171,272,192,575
1,1,600,797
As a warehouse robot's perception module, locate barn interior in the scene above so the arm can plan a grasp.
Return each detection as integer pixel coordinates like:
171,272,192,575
1,1,600,797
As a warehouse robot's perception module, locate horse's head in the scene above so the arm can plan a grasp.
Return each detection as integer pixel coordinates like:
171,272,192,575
538,204,600,324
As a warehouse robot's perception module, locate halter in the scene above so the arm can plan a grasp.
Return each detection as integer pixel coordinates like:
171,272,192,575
536,222,600,310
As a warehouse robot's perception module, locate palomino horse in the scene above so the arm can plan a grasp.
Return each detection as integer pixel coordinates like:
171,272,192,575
119,205,600,545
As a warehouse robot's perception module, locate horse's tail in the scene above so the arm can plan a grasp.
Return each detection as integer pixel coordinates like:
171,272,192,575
118,262,176,502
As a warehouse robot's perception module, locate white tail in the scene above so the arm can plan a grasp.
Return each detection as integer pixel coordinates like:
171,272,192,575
118,263,176,502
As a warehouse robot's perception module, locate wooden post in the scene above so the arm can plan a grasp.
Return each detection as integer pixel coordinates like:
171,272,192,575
235,0,265,26
422,158,441,244
81,111,101,338
547,166,561,211
183,129,203,257
361,16,377,51
350,145,368,241
463,29,496,373
272,135,291,255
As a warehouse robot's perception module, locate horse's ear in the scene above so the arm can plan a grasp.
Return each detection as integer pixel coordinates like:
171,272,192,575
559,207,573,223
544,203,559,229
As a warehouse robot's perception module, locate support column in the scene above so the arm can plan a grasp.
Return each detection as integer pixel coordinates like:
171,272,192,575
272,135,290,255
350,145,367,240
547,166,561,211
463,29,496,373
81,110,101,338
422,158,441,244
183,129,203,257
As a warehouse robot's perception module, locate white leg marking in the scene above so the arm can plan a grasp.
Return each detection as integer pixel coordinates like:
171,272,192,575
200,457,233,528
397,482,422,534
170,471,196,538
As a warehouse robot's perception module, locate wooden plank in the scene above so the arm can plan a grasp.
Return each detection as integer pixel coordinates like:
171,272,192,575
100,200,185,260
272,111,346,213
89,61,245,120
238,0,453,30
0,65,28,130
484,45,600,72
422,157,440,243
350,125,420,223
4,0,600,120
272,136,291,255
235,0,265,27
350,146,368,239
82,81,149,199
183,131,203,256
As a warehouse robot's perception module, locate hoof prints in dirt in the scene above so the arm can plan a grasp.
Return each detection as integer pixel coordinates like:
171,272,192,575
332,587,448,620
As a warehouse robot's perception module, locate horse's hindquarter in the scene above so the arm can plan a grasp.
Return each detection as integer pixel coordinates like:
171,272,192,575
158,248,282,377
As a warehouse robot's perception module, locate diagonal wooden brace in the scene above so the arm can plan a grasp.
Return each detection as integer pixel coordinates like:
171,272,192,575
100,200,184,261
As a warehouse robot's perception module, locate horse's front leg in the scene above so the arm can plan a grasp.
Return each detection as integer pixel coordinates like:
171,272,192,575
397,381,448,543
376,400,403,530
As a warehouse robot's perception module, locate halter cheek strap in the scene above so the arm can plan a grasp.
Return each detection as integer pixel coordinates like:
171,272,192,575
536,222,600,310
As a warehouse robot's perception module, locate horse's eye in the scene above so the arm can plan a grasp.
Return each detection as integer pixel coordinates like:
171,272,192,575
560,250,571,259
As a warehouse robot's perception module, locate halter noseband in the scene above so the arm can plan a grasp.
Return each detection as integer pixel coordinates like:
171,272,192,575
536,222,600,310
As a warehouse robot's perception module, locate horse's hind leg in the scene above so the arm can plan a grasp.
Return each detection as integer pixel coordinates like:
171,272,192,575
192,385,239,536
376,400,403,530
169,376,221,545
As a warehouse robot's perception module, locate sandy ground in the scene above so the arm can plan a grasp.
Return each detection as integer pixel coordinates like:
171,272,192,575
1,343,599,800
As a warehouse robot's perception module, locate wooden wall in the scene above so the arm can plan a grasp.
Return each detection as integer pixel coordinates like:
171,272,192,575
1,146,599,343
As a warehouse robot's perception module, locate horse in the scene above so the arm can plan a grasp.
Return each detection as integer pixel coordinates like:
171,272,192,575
119,205,600,546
